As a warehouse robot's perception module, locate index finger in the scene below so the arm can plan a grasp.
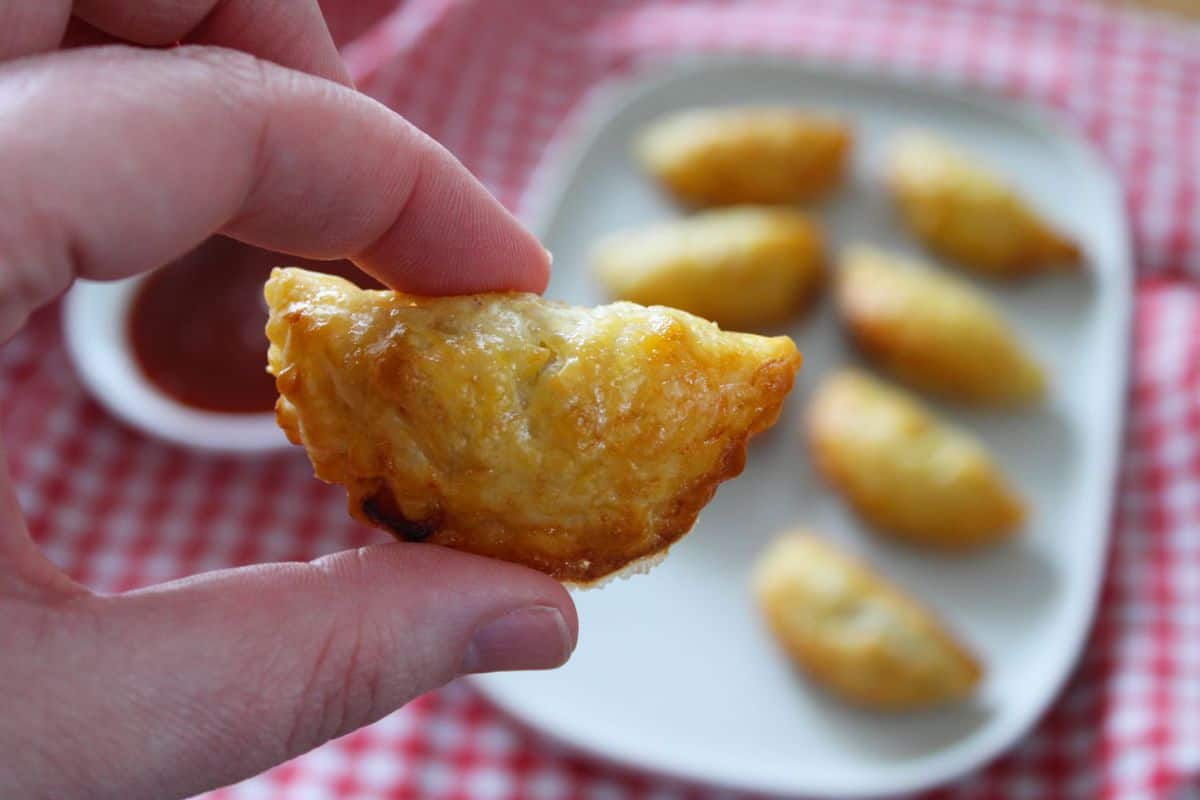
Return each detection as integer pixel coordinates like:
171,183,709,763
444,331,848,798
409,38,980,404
72,0,351,84
0,45,550,338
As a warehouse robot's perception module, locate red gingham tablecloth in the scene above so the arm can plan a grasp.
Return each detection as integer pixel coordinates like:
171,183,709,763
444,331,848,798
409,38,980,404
4,1,1199,798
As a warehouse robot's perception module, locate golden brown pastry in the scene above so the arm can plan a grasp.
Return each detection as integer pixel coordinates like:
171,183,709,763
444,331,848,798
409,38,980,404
837,245,1045,405
636,107,852,207
806,370,1024,548
592,207,824,329
887,131,1081,276
753,532,982,710
265,267,801,584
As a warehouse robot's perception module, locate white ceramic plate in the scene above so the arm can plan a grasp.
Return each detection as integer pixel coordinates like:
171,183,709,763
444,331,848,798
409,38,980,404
472,57,1130,798
62,276,288,454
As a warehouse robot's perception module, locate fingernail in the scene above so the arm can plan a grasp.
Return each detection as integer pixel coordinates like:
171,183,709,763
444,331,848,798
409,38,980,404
544,248,554,267
461,605,572,675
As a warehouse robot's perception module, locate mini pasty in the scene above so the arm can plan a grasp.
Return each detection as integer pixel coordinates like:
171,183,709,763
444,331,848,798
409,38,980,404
636,107,852,207
265,268,801,584
806,370,1024,548
593,207,824,329
837,245,1045,405
887,132,1081,276
753,532,982,710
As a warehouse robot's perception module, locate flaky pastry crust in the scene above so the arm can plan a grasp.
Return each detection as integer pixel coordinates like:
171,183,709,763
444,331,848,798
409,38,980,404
266,268,801,584
593,207,825,330
636,107,852,207
753,532,983,710
837,245,1045,405
806,370,1024,549
887,131,1081,276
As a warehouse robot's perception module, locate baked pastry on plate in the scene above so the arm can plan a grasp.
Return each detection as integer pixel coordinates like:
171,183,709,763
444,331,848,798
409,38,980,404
887,131,1081,276
636,107,852,206
837,245,1044,405
753,531,983,710
593,207,824,329
806,370,1024,549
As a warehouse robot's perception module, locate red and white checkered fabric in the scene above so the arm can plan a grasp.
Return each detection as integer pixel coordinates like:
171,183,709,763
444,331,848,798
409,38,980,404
3,1,1198,797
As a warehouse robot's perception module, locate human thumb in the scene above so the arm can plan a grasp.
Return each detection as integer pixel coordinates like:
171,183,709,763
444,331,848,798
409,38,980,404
8,543,576,800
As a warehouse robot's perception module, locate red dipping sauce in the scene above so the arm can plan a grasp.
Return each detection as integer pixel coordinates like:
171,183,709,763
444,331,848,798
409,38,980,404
128,237,379,414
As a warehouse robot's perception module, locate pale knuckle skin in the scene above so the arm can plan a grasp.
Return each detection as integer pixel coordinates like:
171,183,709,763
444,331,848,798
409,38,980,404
280,554,416,757
281,622,387,756
0,44,273,341
0,164,75,341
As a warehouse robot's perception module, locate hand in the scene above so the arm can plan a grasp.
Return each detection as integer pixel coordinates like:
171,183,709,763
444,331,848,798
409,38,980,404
0,4,575,799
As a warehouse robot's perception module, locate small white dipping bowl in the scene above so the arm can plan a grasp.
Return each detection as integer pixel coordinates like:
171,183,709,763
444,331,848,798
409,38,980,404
62,276,290,454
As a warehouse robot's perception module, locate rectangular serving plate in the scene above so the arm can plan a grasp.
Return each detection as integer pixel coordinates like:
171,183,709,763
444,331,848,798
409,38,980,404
474,55,1131,799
